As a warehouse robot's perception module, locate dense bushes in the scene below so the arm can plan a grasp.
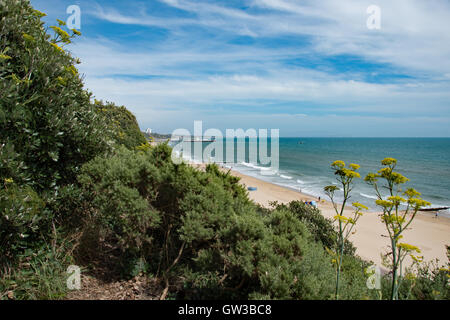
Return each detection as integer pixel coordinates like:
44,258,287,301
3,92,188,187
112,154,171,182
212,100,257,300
74,145,371,299
269,201,356,256
0,0,149,295
94,100,148,150
0,180,44,265
0,0,141,298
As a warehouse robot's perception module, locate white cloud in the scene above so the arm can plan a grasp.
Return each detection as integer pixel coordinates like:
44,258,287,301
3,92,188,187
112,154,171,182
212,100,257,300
90,0,450,76
67,0,450,136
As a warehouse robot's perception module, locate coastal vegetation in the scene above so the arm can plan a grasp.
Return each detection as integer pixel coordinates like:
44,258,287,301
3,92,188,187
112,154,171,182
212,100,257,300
1,0,449,300
323,161,367,299
365,158,431,300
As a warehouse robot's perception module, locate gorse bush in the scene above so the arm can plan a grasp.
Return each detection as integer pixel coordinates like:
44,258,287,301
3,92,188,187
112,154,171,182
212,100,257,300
94,100,148,150
76,146,161,258
75,145,371,299
269,201,356,255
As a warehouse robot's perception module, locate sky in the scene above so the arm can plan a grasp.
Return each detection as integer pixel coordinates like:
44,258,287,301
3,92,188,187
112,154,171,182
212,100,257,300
30,0,450,137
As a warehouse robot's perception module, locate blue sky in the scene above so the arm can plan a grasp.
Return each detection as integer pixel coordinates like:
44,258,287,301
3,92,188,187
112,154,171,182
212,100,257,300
31,0,450,137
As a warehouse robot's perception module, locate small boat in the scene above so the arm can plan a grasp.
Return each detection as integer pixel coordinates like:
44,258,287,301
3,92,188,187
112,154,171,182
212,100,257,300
418,206,450,212
247,187,258,191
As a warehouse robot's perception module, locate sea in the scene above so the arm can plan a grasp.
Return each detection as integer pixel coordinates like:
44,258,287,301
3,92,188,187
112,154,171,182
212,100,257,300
170,138,450,217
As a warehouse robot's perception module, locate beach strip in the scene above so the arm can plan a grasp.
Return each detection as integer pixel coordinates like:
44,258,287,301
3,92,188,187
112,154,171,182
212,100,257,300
215,166,450,268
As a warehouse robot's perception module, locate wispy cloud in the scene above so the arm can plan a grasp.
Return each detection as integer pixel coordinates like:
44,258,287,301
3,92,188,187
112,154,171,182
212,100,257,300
31,0,450,136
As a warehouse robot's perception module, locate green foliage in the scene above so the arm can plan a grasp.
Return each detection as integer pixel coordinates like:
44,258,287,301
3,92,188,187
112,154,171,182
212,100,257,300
94,100,147,150
323,160,365,299
77,146,161,256
76,145,370,299
365,158,430,300
0,241,72,300
0,0,109,191
409,260,450,300
0,180,45,265
269,201,356,255
0,0,111,299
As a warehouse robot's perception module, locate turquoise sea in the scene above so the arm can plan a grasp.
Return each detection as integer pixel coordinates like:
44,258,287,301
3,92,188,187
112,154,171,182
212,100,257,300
172,138,450,217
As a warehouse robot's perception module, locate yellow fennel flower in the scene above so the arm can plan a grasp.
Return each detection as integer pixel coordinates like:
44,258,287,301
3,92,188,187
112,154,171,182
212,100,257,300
387,195,406,205
331,160,345,169
408,198,431,209
50,42,64,53
391,172,409,184
334,215,348,223
364,172,379,183
342,168,360,178
381,157,397,166
411,255,423,263
375,199,394,208
72,29,82,36
352,202,368,211
404,188,421,199
397,243,421,253
324,185,339,193
33,10,47,17
50,26,71,43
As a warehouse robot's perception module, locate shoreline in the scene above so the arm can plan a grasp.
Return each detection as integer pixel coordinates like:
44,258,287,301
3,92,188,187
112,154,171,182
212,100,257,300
192,162,450,268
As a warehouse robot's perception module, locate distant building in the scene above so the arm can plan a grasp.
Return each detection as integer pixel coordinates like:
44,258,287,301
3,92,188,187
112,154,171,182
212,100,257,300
146,128,152,135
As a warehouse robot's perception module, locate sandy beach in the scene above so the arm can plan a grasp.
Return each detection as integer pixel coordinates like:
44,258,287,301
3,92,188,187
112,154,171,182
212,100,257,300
193,163,450,269
232,169,450,268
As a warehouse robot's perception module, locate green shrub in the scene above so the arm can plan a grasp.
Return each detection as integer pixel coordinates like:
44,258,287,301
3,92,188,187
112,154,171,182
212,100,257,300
94,100,147,150
0,179,46,266
75,144,372,299
77,146,161,259
271,201,356,255
0,0,109,191
0,0,115,298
